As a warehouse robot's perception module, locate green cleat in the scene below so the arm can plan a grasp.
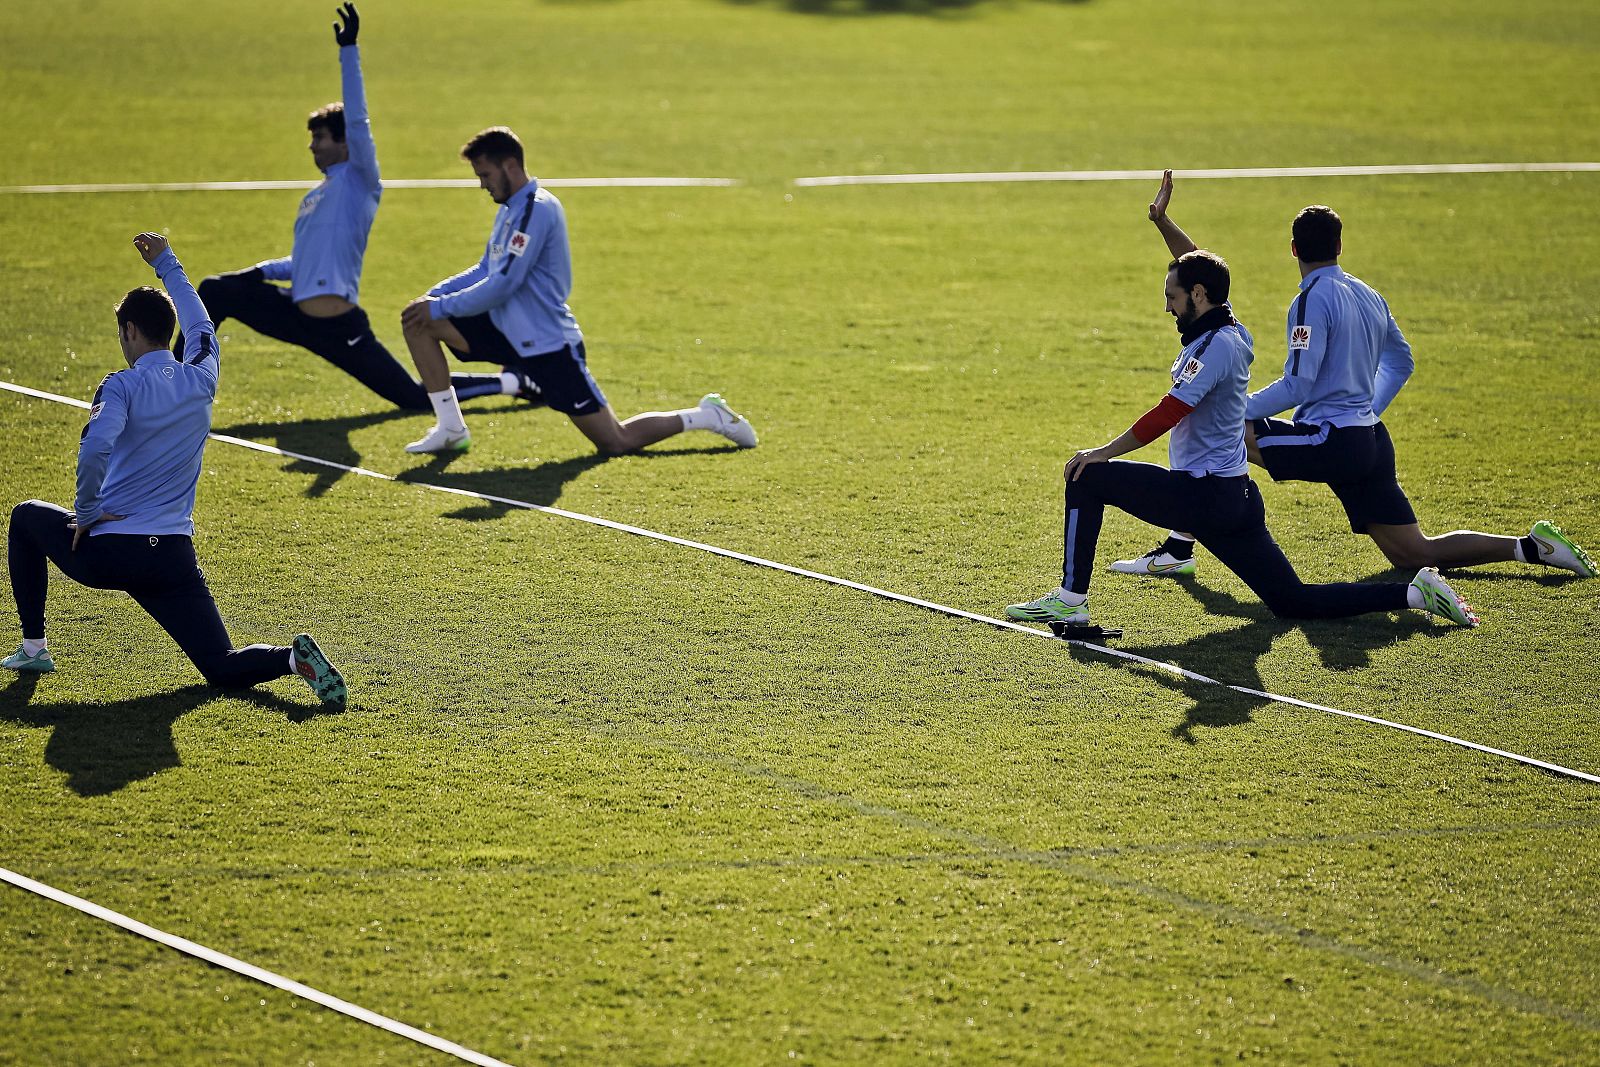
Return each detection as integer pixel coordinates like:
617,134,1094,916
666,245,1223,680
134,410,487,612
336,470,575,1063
1410,568,1479,628
1529,520,1597,578
2,645,55,673
1005,592,1090,625
291,634,347,708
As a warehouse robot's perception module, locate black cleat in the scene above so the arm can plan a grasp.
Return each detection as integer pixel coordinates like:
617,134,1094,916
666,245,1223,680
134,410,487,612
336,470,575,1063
1047,620,1123,642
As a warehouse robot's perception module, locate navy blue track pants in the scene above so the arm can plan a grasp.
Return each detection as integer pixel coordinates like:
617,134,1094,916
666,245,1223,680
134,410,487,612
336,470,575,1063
1061,461,1408,619
7,501,291,688
187,273,502,410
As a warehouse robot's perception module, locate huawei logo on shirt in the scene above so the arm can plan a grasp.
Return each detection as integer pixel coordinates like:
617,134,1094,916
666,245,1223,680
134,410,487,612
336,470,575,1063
1290,325,1312,350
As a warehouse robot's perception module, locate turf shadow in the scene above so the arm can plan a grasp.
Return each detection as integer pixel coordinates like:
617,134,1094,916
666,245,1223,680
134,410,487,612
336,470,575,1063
397,445,740,521
1067,577,1440,744
0,677,328,797
723,0,1087,17
214,409,414,498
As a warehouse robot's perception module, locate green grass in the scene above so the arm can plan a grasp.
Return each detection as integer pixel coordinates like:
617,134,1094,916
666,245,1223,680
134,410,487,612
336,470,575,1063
2,0,1599,1063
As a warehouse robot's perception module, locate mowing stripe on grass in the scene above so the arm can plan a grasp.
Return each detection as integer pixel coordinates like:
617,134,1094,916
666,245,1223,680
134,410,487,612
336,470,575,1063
0,177,740,194
793,162,1600,187
3,378,1595,786
0,865,515,1067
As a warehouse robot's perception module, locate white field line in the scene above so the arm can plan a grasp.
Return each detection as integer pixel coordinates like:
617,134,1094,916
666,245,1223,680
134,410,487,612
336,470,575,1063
0,177,740,194
792,162,1600,187
0,865,514,1067
3,377,1595,786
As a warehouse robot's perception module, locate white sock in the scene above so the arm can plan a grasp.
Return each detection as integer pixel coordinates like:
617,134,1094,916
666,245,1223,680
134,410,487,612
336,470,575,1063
1405,585,1425,610
22,638,47,656
427,388,467,433
1513,539,1532,563
287,648,299,672
1167,531,1196,543
676,403,715,432
1052,587,1087,606
497,371,521,395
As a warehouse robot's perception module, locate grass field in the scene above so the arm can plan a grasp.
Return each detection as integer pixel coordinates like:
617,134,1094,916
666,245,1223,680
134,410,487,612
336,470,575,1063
2,0,1599,1063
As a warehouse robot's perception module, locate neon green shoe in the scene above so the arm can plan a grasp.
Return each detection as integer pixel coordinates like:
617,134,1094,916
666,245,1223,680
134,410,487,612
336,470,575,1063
1005,592,1090,625
1410,568,1479,628
292,634,347,708
1529,520,1597,578
2,645,55,673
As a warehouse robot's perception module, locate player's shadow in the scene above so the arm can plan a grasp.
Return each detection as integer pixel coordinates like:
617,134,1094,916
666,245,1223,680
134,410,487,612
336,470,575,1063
398,445,737,521
1067,578,1437,744
215,409,414,498
0,676,334,797
723,0,1087,16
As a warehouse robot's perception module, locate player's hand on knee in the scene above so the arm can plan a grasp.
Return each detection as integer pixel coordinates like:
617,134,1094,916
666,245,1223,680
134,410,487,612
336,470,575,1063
401,298,435,333
1064,447,1108,482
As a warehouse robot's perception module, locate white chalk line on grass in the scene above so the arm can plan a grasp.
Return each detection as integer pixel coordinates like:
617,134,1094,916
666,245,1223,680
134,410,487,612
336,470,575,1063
5,379,1595,787
0,177,740,194
793,162,1600,187
0,865,513,1067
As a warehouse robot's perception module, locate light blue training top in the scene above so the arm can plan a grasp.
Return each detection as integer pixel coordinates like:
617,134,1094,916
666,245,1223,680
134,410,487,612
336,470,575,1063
1167,308,1253,478
428,179,584,357
1245,264,1415,426
257,45,380,304
77,248,219,537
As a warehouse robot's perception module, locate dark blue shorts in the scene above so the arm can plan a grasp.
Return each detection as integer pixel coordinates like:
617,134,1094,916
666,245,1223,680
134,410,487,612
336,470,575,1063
1252,418,1417,533
446,316,607,417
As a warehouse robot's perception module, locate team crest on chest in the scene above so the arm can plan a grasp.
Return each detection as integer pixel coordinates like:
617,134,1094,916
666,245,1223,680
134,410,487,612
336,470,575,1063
1290,325,1312,350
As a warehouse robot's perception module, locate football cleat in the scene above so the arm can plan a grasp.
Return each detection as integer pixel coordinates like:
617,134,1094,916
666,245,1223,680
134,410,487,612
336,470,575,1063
2,645,55,673
1005,592,1090,625
1410,568,1479,628
1107,546,1197,577
404,424,472,455
698,393,757,449
511,369,546,408
1529,520,1597,577
291,634,347,708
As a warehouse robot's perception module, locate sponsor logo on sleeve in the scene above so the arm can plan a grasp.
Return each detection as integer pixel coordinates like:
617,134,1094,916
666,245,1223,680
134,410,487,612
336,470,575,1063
1177,357,1204,385
88,403,103,420
1290,325,1312,350
508,231,530,257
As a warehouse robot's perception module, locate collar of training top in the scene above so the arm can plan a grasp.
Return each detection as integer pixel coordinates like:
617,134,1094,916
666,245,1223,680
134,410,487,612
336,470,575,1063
1179,304,1237,345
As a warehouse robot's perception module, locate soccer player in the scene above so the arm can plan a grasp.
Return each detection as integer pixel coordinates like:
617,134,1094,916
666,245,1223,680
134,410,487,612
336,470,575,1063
4,233,347,707
1114,171,1595,580
1004,246,1478,630
185,4,507,411
399,126,757,455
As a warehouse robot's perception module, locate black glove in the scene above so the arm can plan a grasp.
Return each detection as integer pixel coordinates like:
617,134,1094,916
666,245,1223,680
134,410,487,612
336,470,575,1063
333,3,359,47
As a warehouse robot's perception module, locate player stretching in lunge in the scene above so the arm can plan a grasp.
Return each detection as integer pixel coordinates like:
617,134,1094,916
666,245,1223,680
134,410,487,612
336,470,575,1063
399,127,756,455
185,5,507,411
4,234,346,707
1004,242,1478,632
1113,171,1594,580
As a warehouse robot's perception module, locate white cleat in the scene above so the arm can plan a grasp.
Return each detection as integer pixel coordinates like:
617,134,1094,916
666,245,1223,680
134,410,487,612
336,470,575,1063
1529,520,1597,577
404,424,472,455
699,393,757,449
1410,567,1479,628
1107,546,1196,577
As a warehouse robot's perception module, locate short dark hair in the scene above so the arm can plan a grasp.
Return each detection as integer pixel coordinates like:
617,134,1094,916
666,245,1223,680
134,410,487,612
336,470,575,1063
308,103,346,142
461,126,524,166
1292,205,1342,263
1169,250,1231,306
115,286,176,347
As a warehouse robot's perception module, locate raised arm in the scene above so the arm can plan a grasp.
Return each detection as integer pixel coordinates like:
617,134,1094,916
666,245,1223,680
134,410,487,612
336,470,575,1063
1148,170,1199,260
136,233,217,369
333,4,378,183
